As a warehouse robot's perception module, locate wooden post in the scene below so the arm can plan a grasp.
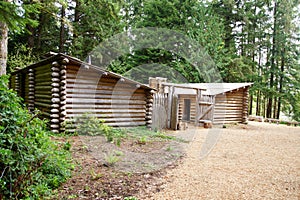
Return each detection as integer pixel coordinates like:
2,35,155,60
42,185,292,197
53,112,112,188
167,86,174,128
28,68,35,113
195,89,201,126
211,95,216,123
170,94,178,130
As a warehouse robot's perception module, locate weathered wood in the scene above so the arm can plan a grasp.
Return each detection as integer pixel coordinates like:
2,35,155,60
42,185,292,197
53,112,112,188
105,121,146,127
34,102,52,108
35,71,52,77
51,66,60,72
66,116,146,122
52,78,60,82
35,85,52,90
35,98,52,104
50,114,60,118
10,55,153,133
51,72,60,77
65,93,146,100
66,99,146,104
51,83,60,87
66,88,145,96
35,82,52,87
198,105,213,121
35,94,52,99
67,109,146,113
167,86,174,128
170,94,178,130
66,104,146,109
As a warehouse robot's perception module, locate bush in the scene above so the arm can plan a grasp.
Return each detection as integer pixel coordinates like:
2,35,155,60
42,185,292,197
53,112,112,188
74,114,124,146
0,76,73,199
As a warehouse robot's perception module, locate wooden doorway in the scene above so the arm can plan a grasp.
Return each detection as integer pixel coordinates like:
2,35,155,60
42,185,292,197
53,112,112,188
183,99,191,121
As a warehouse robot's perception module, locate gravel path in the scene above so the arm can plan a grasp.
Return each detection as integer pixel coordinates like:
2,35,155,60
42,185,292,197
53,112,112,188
144,122,300,200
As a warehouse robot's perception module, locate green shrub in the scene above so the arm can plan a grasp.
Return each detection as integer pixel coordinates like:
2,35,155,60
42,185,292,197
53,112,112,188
0,76,73,199
75,114,124,146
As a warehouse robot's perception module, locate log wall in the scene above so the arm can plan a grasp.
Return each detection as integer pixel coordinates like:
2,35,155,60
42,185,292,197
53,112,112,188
34,64,52,120
65,65,149,128
213,88,248,124
178,94,197,122
9,54,153,133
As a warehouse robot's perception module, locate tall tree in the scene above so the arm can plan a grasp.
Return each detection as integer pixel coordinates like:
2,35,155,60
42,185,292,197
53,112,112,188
1,0,39,74
108,0,225,83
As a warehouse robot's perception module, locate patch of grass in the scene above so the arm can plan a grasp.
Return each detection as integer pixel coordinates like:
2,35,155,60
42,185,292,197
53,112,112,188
90,168,103,180
104,153,121,166
124,197,138,200
166,146,174,151
124,126,184,143
137,135,148,144
67,194,78,199
113,150,124,157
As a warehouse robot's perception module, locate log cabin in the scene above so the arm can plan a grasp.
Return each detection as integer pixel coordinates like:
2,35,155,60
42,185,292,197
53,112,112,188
9,53,154,133
149,77,252,129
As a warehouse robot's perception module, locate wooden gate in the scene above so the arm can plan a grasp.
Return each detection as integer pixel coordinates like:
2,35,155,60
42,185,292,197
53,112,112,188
152,93,168,130
197,95,215,122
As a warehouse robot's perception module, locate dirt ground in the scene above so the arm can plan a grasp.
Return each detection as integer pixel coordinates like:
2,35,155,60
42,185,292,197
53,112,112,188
55,122,300,199
142,122,300,200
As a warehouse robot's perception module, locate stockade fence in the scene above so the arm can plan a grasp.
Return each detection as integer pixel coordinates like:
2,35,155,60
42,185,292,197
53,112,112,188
151,93,168,130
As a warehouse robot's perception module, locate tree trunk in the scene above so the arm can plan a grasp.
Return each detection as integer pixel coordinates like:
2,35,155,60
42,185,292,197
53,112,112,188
0,20,8,75
73,0,81,40
273,97,277,119
267,2,277,118
59,6,66,53
37,11,46,50
277,48,285,119
256,90,261,116
249,95,253,115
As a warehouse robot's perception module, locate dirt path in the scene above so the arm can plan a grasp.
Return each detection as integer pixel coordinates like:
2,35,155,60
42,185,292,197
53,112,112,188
141,122,300,200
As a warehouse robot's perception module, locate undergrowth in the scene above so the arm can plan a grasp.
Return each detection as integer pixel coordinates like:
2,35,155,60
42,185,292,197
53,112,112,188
0,76,73,199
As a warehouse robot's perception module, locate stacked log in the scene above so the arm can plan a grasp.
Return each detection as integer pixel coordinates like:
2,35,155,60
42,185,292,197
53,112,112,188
50,62,61,133
15,74,20,95
59,58,68,132
213,89,246,124
65,65,149,128
34,64,52,119
242,87,249,124
145,90,154,128
28,69,35,112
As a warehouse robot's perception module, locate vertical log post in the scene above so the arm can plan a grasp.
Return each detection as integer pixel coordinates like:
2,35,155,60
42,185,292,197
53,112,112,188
50,61,61,133
195,89,201,126
242,87,249,124
167,86,174,129
28,68,35,113
59,58,68,132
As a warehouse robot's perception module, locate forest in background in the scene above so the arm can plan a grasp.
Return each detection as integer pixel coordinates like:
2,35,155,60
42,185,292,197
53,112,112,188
0,0,299,121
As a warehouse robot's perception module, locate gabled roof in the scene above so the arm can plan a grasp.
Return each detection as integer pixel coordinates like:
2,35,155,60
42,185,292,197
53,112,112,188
187,83,253,95
11,53,154,90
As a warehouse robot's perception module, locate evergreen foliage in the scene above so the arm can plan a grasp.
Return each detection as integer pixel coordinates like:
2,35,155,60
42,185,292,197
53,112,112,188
1,0,299,120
